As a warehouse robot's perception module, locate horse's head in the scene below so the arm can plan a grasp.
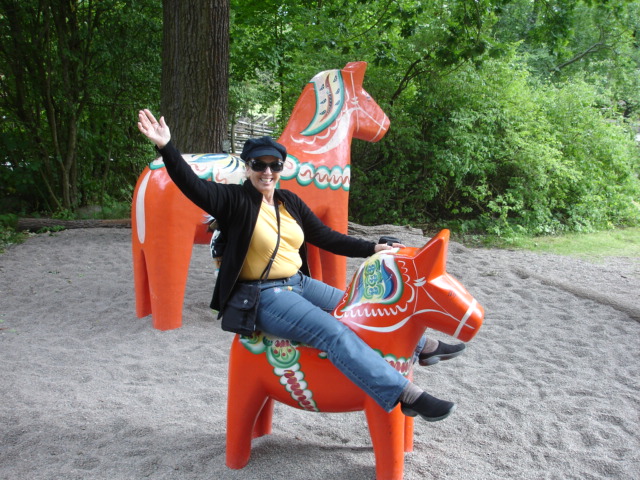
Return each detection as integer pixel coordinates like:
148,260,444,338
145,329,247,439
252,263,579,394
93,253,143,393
279,62,389,171
334,230,484,342
341,62,389,143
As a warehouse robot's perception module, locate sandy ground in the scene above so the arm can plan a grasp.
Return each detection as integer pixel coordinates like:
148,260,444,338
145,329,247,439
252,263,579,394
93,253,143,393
1,226,638,480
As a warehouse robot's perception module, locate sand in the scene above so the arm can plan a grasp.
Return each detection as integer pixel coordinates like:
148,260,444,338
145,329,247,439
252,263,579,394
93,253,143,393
1,226,639,480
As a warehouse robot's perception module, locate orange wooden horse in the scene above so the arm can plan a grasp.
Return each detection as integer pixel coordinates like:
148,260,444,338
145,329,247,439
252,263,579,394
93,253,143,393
278,61,389,289
226,230,484,480
131,61,389,330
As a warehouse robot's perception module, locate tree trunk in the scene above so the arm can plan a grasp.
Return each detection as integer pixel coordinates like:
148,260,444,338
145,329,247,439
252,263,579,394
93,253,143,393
161,0,230,153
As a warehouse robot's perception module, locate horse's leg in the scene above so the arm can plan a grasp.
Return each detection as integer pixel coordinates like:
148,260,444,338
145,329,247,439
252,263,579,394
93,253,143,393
142,186,202,330
319,249,347,290
132,171,152,319
144,230,195,330
404,370,415,452
226,339,270,469
319,195,349,289
306,244,324,283
404,416,414,453
364,399,406,480
132,236,152,319
252,398,274,439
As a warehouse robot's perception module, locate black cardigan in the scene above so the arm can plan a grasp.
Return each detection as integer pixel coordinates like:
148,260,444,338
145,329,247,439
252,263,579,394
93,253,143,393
158,141,376,331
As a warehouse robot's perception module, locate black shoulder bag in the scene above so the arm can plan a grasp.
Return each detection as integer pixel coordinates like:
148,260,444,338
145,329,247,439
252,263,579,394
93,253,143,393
221,202,281,335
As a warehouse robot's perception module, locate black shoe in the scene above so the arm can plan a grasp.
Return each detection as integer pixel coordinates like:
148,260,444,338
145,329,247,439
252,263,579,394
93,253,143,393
418,341,466,366
401,392,456,422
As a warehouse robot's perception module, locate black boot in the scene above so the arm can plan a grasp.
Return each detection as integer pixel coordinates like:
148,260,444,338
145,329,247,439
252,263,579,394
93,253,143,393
400,392,456,422
419,341,466,366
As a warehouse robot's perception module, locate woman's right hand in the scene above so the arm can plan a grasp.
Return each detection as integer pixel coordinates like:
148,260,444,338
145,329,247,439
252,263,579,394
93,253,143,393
137,109,171,149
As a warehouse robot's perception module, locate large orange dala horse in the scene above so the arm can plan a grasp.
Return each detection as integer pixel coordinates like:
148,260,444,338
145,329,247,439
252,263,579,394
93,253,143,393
226,230,485,480
132,61,389,330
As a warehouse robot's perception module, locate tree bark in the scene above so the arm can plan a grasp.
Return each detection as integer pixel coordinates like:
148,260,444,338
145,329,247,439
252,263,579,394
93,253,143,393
161,0,230,153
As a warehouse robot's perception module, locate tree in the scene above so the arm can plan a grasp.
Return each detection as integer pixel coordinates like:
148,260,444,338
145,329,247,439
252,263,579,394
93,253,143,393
2,0,638,233
161,0,230,152
226,0,639,233
0,0,161,212
493,0,640,116
0,0,102,210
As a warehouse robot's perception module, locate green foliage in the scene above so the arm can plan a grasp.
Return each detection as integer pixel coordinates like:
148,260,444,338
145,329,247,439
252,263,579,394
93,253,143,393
2,0,639,239
538,79,640,231
494,0,640,117
350,51,640,236
0,0,161,214
0,214,27,253
0,214,17,229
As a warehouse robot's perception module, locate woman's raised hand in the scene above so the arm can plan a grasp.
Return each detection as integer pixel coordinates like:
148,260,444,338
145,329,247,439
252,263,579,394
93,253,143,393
137,109,171,149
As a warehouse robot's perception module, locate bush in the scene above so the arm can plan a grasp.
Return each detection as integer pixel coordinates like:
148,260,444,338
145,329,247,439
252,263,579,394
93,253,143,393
539,79,640,232
350,53,640,236
0,214,26,253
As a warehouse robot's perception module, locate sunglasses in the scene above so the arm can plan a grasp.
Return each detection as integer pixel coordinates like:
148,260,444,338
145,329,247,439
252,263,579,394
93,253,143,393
249,159,285,172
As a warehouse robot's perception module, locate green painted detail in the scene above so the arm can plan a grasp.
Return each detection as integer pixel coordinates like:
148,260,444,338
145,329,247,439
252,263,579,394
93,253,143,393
280,155,350,192
300,69,344,136
239,331,267,354
374,349,413,377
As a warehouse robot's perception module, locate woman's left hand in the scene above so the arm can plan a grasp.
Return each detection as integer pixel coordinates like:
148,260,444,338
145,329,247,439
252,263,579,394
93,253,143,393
374,242,405,253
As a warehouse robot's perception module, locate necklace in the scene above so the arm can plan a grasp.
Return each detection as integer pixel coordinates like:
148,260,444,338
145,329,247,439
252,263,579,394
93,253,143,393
262,197,275,206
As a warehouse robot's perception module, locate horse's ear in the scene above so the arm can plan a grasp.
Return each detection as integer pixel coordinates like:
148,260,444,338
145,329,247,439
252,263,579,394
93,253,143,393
343,61,367,86
415,229,449,279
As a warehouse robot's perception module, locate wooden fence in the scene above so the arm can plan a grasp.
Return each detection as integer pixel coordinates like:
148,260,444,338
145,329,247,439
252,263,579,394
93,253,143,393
228,115,277,154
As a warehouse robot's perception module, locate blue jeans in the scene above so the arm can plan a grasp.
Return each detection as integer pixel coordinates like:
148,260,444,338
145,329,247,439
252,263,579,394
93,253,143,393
254,272,409,412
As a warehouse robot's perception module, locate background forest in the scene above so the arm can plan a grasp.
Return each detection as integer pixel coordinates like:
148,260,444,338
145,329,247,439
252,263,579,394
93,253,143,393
1,0,639,237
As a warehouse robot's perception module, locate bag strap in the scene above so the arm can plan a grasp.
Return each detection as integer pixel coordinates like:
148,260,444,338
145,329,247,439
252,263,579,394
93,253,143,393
259,201,281,282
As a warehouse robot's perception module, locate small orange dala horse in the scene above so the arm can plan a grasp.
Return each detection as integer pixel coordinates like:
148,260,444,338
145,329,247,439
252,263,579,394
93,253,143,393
132,61,389,330
226,230,485,480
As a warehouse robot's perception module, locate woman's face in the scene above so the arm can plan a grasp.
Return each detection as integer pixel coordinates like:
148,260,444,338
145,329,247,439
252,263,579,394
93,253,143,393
246,155,283,197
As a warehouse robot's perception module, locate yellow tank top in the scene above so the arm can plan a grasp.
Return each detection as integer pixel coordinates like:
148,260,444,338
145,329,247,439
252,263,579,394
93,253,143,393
239,201,304,281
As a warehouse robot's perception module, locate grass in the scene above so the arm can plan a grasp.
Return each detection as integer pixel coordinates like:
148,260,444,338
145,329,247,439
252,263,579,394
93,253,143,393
459,227,640,260
2,205,639,261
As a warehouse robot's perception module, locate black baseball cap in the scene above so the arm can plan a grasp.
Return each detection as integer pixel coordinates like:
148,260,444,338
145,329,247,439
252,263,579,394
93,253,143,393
240,136,287,161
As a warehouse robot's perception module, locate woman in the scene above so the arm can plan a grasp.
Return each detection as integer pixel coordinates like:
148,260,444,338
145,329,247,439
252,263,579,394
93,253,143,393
137,109,463,421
